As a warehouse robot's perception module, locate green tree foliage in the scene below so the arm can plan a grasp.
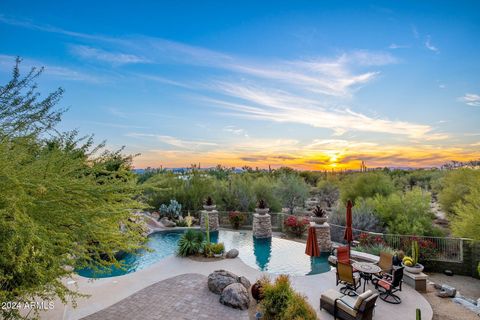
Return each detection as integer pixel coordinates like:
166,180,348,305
274,174,309,213
329,198,385,233
316,179,340,207
0,58,145,319
340,172,395,204
451,186,480,240
367,187,440,235
438,169,480,215
0,57,65,137
252,176,281,212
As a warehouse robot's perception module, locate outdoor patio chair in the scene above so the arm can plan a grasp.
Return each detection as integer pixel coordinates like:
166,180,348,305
372,266,404,304
331,246,359,272
377,251,393,275
320,289,379,320
336,261,361,296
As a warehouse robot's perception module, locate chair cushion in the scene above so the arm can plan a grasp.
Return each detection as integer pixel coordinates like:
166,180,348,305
354,290,373,309
378,279,391,290
320,289,345,305
337,295,358,317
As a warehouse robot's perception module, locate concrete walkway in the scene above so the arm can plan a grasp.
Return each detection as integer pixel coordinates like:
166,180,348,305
40,253,433,320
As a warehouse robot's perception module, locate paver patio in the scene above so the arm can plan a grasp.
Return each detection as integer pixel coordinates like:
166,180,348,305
80,274,247,320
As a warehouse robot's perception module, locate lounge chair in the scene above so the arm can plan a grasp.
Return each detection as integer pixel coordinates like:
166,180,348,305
377,251,393,275
372,266,404,304
320,289,379,320
336,262,361,296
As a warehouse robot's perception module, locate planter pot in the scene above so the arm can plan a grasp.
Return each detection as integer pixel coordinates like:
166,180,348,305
310,216,328,224
213,253,223,258
402,263,424,274
255,208,270,215
203,205,216,211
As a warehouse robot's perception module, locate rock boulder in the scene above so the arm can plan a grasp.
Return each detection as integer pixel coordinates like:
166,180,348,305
226,249,239,259
160,217,176,228
207,270,251,295
220,283,250,310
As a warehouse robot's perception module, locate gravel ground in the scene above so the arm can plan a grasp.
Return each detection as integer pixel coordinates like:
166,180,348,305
422,273,480,320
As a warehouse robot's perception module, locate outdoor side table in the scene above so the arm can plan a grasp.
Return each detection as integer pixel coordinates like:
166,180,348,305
352,262,382,292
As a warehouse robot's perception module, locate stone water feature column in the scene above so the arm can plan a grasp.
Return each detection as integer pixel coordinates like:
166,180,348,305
200,210,219,232
253,213,272,238
315,223,332,252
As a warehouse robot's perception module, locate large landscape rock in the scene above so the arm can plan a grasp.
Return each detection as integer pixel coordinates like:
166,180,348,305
160,217,176,228
220,283,250,310
226,249,239,259
207,270,251,295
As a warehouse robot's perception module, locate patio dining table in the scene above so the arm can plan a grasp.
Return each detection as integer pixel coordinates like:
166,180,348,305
352,261,382,292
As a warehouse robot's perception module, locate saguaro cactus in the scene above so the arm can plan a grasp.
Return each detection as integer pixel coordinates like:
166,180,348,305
412,240,419,266
416,308,421,320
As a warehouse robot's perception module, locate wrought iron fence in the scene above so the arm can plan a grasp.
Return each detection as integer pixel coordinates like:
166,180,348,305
330,223,464,262
215,211,287,232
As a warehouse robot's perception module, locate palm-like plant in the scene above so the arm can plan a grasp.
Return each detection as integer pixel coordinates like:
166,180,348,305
177,229,204,256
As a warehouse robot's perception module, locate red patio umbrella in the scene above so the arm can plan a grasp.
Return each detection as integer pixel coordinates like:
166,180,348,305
344,200,353,249
305,226,320,257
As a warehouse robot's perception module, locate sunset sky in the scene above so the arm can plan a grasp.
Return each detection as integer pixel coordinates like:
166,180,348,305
1,1,479,170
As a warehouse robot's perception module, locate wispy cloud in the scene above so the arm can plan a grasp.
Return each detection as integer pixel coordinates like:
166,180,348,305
411,25,420,39
70,45,150,65
206,82,443,139
223,126,249,137
425,35,439,53
388,43,410,49
0,54,103,83
126,133,217,150
84,121,148,129
459,93,480,107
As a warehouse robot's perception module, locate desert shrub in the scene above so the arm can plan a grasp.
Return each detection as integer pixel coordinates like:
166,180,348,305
230,174,256,211
142,173,183,208
210,242,225,255
181,172,216,211
340,172,395,204
177,230,204,256
451,186,480,240
355,243,395,256
275,174,309,213
260,275,294,319
175,219,188,227
316,179,340,207
368,187,440,236
284,215,309,237
260,275,316,320
283,292,318,320
252,176,281,212
328,199,385,233
438,168,480,215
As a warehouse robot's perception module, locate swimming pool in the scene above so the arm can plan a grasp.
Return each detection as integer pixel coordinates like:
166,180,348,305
77,229,331,278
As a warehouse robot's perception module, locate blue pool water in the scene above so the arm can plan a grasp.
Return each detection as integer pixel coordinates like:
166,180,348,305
77,230,331,278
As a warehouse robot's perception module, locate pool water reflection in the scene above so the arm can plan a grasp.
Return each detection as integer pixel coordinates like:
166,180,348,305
77,229,331,278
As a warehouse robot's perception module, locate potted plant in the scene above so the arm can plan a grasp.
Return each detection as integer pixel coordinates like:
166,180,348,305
402,240,424,274
310,205,327,224
229,211,246,229
203,196,216,211
255,199,269,215
211,242,225,258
